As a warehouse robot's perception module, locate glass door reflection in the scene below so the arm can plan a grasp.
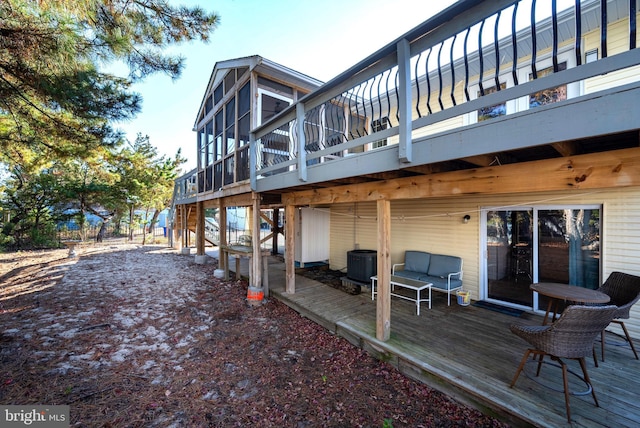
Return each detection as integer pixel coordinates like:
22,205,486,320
486,210,533,306
536,209,601,312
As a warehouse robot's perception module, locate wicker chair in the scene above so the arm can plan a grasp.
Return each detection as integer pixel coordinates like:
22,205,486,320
510,305,618,423
596,271,640,361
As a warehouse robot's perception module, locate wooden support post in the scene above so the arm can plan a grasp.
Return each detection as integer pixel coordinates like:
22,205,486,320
181,205,187,248
271,208,279,255
196,201,205,256
180,205,190,254
172,218,179,248
285,204,295,294
376,199,391,341
219,201,228,279
247,205,253,235
173,208,180,248
262,254,269,296
186,206,192,247
194,201,208,264
251,192,262,289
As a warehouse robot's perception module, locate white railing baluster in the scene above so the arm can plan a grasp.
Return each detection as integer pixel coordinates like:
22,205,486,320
296,103,307,182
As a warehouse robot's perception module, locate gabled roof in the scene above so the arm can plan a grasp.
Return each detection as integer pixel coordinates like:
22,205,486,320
193,55,323,129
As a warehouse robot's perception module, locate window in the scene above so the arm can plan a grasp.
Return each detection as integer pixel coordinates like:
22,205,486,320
257,89,293,174
529,62,567,108
238,115,250,147
238,83,250,147
225,97,236,154
214,83,223,105
258,77,294,96
224,71,236,95
205,120,214,166
214,111,223,161
236,147,250,181
465,75,514,125
238,83,250,115
237,66,249,79
371,117,389,148
260,93,289,123
224,157,234,185
204,95,213,115
517,51,578,112
198,127,206,169
477,83,507,121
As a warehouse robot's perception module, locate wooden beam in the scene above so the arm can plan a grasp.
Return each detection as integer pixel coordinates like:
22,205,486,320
460,154,499,167
402,163,458,175
285,205,295,294
260,212,274,227
221,192,255,208
196,183,253,204
282,147,640,205
376,199,391,341
260,233,273,244
551,141,579,157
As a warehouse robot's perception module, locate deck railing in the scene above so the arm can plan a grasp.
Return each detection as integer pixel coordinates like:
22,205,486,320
173,168,198,204
251,0,639,189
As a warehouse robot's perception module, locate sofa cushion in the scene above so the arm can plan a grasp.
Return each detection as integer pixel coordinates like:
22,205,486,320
404,251,430,274
427,254,462,278
394,269,425,281
425,276,463,290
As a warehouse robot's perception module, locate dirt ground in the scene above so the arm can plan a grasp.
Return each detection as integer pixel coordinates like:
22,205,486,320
0,242,509,427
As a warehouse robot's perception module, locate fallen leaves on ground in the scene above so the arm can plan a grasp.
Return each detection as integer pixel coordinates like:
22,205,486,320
0,243,509,427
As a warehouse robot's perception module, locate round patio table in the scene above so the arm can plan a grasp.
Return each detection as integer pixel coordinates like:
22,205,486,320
530,282,610,325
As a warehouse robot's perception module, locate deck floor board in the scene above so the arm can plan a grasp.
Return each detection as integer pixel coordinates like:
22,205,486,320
250,257,640,427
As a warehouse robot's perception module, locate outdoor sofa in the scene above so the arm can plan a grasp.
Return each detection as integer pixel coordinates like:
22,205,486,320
392,250,464,305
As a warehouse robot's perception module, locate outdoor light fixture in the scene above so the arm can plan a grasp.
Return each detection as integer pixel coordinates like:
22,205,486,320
463,214,471,224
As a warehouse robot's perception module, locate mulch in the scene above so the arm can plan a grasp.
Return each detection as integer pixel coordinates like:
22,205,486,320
0,243,509,427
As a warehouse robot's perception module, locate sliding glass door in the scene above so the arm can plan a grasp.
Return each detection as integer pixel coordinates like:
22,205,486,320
536,208,601,313
486,209,533,306
484,206,601,311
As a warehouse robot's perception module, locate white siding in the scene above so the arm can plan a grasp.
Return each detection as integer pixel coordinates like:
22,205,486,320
412,117,465,140
328,186,640,339
584,15,640,93
329,202,378,273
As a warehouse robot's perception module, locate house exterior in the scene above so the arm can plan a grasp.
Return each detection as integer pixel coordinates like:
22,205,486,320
173,0,640,342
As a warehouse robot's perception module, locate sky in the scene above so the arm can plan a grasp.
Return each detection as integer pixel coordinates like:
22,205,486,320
115,0,458,172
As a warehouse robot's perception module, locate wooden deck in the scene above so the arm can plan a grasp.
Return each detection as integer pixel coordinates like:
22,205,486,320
257,257,640,428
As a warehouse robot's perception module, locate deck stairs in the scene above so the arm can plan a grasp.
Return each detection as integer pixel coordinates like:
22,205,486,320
172,204,219,246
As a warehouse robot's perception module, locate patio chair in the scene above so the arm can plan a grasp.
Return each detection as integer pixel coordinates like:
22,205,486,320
509,305,618,423
596,271,640,361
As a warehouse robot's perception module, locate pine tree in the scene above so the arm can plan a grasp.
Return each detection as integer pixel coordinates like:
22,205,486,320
0,0,219,160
